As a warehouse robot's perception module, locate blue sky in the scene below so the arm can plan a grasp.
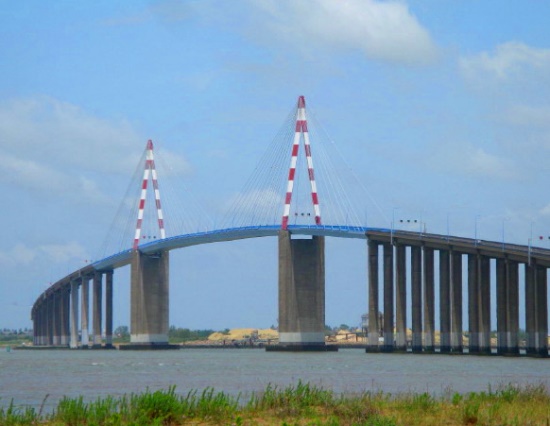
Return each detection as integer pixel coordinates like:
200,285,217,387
1,0,550,331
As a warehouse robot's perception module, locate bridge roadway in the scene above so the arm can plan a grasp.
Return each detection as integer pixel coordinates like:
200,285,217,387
30,225,550,356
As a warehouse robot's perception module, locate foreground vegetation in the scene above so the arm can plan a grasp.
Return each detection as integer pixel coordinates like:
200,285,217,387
1,382,549,425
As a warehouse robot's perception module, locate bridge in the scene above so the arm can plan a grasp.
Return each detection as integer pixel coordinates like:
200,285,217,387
30,96,549,356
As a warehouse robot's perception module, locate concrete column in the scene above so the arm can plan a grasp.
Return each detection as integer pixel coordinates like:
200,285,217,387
367,239,379,351
423,247,435,352
383,242,394,352
496,258,507,355
52,292,61,346
439,250,451,352
525,263,536,354
105,271,113,348
535,266,548,357
395,245,407,351
479,256,491,354
450,252,463,353
70,281,79,349
411,246,422,352
507,261,519,355
61,288,70,346
47,296,54,345
468,254,479,354
81,276,90,347
92,272,103,347
131,250,170,345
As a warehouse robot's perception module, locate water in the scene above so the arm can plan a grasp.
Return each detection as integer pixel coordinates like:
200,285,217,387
1,348,548,411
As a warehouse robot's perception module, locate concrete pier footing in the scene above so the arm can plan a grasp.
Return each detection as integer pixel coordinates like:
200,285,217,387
130,250,171,347
274,230,331,351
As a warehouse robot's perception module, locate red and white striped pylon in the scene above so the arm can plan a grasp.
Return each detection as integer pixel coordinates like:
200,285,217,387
281,96,322,230
133,140,166,250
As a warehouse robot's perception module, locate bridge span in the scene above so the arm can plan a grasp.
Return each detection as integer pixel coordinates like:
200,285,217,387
28,96,550,356
30,225,549,356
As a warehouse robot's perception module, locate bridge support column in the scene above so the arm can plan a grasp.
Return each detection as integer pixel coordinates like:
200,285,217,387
130,250,170,346
92,272,103,348
47,295,54,345
411,246,422,352
105,271,113,348
526,262,536,355
423,247,435,352
395,245,407,351
274,231,330,351
81,276,90,347
450,252,463,353
62,288,71,346
439,250,451,353
468,255,480,354
367,240,379,351
508,261,519,355
53,292,61,346
497,259,519,355
70,281,79,349
535,266,548,357
382,242,394,352
479,256,491,354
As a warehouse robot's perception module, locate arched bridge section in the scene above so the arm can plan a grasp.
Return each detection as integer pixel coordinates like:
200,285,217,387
30,226,549,356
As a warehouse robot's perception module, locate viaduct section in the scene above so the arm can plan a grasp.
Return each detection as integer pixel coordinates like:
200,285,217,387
30,227,549,356
366,230,549,357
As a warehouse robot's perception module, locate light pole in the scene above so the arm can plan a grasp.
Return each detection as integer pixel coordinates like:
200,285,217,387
391,207,399,245
474,215,481,246
501,218,508,251
446,212,450,241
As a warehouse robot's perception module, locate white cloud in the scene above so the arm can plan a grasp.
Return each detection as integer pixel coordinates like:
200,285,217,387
460,41,550,80
540,204,550,217
0,242,88,267
0,96,192,201
432,143,519,181
247,0,437,65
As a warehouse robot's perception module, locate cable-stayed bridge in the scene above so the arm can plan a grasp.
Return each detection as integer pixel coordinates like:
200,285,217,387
30,97,549,356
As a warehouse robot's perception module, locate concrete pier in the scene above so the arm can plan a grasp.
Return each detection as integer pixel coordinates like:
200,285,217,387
423,247,435,352
81,276,90,347
92,272,103,347
439,250,451,352
479,256,491,354
535,266,548,357
105,271,113,348
411,245,422,352
69,281,79,348
450,252,463,353
274,230,331,351
468,254,479,354
130,250,170,346
52,292,61,346
395,245,407,351
367,239,379,351
382,242,394,352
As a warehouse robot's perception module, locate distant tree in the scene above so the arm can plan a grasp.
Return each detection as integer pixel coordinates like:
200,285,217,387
339,324,350,331
114,326,129,339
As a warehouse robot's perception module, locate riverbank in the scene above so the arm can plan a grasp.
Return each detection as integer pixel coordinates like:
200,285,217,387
1,382,548,425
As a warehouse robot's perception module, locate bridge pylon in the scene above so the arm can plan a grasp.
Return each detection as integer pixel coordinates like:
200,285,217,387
270,96,334,352
127,140,173,348
281,95,322,230
133,139,166,250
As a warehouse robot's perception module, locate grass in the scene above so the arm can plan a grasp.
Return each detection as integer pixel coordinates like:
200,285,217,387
1,382,549,425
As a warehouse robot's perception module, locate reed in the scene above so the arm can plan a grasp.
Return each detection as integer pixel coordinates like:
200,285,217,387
0,382,548,425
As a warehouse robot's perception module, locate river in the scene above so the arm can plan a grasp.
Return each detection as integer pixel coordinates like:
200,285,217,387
0,348,548,411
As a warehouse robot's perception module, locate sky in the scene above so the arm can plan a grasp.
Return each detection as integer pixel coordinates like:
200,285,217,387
1,0,550,332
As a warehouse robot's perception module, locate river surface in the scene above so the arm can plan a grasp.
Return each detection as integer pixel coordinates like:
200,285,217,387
1,348,548,411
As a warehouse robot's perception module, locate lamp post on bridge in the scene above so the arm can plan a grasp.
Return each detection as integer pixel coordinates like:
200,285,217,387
391,207,400,245
474,215,481,247
501,218,509,251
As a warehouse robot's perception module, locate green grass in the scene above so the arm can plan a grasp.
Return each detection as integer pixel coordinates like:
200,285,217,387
1,382,549,425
